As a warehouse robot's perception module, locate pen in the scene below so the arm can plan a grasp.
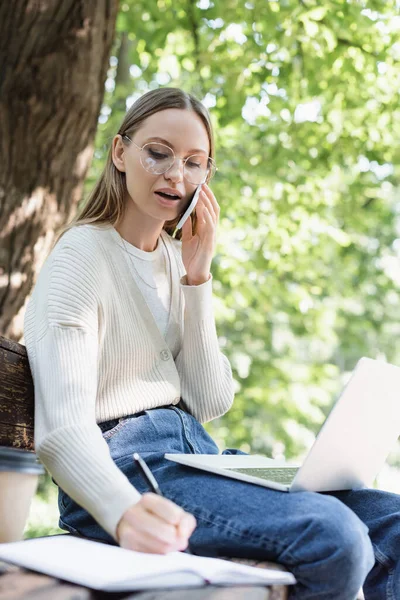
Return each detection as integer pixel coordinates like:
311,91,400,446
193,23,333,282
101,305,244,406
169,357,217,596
133,452,194,554
133,452,162,496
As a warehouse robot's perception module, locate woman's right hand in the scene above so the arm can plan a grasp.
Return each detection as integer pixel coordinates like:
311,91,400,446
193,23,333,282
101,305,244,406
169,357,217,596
116,493,197,554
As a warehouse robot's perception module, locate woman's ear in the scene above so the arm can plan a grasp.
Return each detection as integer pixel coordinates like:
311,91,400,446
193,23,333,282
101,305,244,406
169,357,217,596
112,135,126,173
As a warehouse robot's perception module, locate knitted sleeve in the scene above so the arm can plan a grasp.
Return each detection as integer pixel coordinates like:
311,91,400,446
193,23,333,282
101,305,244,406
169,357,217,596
25,228,140,540
175,276,234,423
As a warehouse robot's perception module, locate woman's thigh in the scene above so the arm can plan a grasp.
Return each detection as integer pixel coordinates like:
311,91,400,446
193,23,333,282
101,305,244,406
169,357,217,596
60,407,372,567
115,449,370,564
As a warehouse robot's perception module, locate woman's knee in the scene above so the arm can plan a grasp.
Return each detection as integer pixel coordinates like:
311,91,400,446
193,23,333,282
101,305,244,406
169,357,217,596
283,495,375,596
323,500,374,578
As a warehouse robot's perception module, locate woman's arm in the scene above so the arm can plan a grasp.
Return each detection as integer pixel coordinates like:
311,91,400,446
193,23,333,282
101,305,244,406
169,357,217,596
175,185,234,422
175,276,234,422
26,229,140,540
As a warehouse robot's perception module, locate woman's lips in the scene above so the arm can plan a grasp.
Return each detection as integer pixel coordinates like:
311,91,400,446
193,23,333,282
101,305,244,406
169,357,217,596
154,192,181,208
155,188,182,199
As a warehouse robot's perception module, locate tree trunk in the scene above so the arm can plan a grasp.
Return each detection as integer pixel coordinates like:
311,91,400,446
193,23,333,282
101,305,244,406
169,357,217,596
0,0,119,341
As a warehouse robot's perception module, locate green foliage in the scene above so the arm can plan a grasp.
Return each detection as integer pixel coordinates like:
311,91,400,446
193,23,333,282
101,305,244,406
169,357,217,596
86,0,400,459
24,474,63,539
26,1,400,538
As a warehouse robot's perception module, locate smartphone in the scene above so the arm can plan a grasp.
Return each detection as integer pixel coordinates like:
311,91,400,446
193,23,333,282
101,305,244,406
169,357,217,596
172,184,202,238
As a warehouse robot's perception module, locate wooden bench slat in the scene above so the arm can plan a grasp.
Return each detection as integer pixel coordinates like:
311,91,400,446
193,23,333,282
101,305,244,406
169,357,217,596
123,586,275,599
0,568,284,599
0,396,34,428
0,569,91,599
0,422,34,451
0,336,35,451
0,336,27,357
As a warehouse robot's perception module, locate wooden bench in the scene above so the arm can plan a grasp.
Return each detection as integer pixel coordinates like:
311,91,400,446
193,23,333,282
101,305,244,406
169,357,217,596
0,335,290,600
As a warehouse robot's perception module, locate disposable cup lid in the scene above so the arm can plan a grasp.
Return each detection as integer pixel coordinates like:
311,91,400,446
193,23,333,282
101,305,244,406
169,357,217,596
0,446,45,475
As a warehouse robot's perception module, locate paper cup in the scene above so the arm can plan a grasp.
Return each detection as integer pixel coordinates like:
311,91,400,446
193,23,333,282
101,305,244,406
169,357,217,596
0,446,45,543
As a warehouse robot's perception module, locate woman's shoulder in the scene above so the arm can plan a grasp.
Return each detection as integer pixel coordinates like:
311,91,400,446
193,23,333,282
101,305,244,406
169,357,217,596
49,223,115,277
57,223,112,249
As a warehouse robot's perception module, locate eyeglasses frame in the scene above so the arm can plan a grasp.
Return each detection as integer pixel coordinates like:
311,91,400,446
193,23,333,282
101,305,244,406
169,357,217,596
121,134,217,184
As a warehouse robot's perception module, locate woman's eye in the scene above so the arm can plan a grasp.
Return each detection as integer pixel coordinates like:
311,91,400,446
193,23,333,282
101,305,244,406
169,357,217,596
187,161,201,169
149,149,168,159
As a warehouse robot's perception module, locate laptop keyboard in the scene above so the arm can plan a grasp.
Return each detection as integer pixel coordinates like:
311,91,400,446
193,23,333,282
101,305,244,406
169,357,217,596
226,467,299,485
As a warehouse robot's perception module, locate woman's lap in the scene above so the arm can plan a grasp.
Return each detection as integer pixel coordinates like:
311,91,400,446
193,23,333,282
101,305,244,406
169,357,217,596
58,407,400,599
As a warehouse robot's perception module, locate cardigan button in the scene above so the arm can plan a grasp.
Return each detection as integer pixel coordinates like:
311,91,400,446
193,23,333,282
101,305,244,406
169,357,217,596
160,349,170,361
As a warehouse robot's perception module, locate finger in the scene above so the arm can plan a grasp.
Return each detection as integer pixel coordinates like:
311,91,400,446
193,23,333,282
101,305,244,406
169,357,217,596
193,201,207,229
202,184,220,217
138,512,180,545
201,204,216,231
120,525,183,554
141,493,185,526
136,530,182,554
180,214,193,241
123,506,179,545
178,512,197,538
200,191,217,222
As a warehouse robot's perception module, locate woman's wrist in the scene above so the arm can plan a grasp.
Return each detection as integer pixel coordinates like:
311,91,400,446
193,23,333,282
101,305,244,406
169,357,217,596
186,274,211,286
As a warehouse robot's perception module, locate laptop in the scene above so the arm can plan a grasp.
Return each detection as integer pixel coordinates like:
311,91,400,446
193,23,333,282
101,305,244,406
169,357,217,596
165,357,400,493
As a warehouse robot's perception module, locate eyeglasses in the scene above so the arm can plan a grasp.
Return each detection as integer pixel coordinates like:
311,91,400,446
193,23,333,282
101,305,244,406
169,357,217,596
122,135,217,185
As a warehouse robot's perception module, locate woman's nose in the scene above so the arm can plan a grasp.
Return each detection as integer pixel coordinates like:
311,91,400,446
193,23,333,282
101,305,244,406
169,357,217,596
164,158,184,182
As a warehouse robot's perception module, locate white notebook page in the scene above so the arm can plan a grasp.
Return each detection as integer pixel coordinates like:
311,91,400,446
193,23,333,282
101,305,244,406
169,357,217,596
0,535,296,591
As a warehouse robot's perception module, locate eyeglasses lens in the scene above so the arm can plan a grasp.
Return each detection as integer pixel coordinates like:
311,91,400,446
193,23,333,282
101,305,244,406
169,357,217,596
142,143,173,174
141,143,215,185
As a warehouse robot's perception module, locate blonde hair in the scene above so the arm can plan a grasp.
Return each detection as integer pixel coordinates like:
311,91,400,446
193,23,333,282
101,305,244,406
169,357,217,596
54,88,215,246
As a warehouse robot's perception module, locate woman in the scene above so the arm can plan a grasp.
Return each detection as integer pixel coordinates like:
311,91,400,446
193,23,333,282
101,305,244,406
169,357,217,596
24,88,400,599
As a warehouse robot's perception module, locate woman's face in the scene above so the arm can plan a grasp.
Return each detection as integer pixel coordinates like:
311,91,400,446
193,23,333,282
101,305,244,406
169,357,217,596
114,108,211,224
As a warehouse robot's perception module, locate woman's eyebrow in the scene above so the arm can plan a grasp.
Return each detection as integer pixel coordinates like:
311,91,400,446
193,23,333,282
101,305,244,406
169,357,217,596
144,136,208,155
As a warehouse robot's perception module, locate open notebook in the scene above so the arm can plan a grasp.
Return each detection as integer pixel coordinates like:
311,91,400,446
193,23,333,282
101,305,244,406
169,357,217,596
0,535,296,591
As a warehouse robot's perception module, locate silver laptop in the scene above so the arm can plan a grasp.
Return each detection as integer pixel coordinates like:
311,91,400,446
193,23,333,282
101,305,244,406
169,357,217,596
166,357,400,493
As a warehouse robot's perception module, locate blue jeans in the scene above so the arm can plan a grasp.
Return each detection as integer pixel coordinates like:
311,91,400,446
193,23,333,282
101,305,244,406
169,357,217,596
58,406,400,599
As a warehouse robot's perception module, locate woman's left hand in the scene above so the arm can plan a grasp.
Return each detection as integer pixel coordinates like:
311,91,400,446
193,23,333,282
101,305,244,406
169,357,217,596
181,184,219,286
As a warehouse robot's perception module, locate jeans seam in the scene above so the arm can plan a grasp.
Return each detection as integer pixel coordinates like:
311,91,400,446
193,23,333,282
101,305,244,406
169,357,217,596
170,407,199,453
372,543,396,600
387,565,396,600
372,542,393,569
101,419,128,440
59,516,80,535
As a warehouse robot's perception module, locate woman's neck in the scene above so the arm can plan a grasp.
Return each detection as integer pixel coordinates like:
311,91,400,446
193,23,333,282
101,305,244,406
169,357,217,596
115,200,165,252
